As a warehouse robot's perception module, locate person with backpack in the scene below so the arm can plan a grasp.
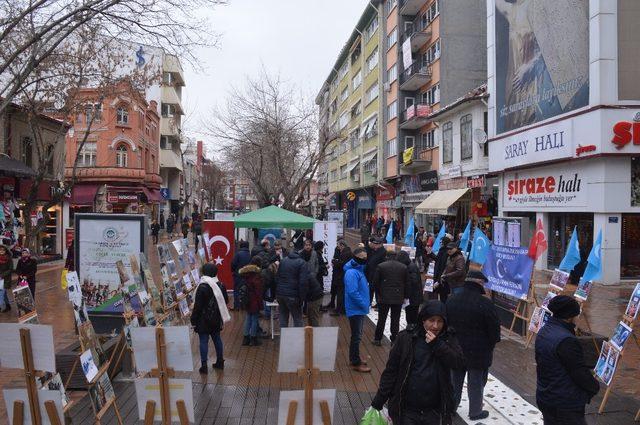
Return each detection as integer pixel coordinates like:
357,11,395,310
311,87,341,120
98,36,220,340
239,257,264,346
191,264,230,373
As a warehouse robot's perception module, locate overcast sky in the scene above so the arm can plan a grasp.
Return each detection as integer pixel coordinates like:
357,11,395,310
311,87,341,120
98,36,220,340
182,0,370,154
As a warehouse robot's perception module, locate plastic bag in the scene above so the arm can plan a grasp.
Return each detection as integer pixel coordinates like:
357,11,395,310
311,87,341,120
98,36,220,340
61,268,68,290
360,407,388,425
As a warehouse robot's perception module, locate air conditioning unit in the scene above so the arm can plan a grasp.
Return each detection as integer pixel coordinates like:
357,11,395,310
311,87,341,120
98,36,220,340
353,174,360,182
384,82,391,92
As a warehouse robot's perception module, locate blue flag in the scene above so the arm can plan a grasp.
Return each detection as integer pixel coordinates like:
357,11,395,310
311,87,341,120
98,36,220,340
404,216,415,248
558,227,581,272
469,226,491,265
459,220,472,253
432,223,446,253
581,230,602,283
386,220,394,244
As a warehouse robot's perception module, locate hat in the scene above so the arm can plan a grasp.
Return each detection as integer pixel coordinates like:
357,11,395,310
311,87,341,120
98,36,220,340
466,270,488,283
548,295,581,319
417,300,448,329
372,236,385,244
446,242,457,250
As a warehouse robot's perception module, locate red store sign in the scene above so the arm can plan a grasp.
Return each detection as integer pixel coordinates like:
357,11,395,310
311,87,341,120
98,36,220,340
612,114,640,149
375,185,396,201
107,192,138,204
467,175,485,189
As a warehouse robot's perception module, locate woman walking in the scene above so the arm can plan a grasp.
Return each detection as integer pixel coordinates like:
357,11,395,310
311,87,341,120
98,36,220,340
16,248,37,300
0,245,13,312
239,257,264,346
191,264,230,373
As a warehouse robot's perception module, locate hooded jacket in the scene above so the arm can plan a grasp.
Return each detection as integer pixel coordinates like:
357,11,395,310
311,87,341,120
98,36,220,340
238,264,264,313
372,301,465,424
443,250,466,289
343,259,370,317
0,245,13,288
275,251,309,300
191,277,229,334
231,247,251,287
331,246,352,289
373,253,408,305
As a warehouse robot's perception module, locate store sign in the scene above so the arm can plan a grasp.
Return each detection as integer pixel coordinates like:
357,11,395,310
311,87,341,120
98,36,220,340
489,120,573,172
346,191,356,201
611,113,640,149
503,169,586,208
448,165,462,178
418,170,438,191
160,188,170,199
467,175,486,188
107,192,138,204
376,185,396,201
575,144,596,156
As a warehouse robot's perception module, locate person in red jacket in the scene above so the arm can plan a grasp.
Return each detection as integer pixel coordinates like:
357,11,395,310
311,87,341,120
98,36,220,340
239,257,264,347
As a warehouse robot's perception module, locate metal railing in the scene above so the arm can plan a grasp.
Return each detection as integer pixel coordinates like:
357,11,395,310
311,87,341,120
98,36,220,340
399,61,432,85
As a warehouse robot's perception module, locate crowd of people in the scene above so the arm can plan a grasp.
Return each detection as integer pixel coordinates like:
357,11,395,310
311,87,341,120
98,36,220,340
0,245,39,312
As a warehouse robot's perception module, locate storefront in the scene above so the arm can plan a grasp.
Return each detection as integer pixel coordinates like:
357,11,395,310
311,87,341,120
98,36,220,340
401,171,438,233
356,189,375,230
375,184,397,221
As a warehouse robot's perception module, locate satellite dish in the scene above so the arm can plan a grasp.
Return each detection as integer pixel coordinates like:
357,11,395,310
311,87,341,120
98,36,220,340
473,128,487,145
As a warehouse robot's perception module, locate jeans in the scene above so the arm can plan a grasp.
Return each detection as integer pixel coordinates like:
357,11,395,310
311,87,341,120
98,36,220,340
348,315,364,365
307,298,322,327
393,408,441,425
375,304,402,342
451,286,465,296
277,296,304,328
452,367,489,417
244,312,259,337
539,405,587,425
1,288,8,309
152,234,159,244
198,332,223,366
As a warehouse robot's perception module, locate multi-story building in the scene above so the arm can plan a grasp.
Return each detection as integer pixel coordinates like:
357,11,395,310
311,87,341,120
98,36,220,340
182,139,203,217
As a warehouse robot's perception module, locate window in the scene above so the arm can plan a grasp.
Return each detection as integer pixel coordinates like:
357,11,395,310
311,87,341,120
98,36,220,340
366,48,379,73
387,101,398,121
483,111,489,156
330,169,338,181
423,39,441,64
22,137,33,167
160,136,172,150
340,86,349,103
460,114,473,160
162,72,173,85
422,129,436,149
330,99,337,115
78,141,97,167
338,61,349,81
422,83,440,105
385,0,397,15
46,145,55,175
116,144,128,167
161,103,175,118
387,66,397,83
339,111,349,130
352,70,362,90
386,138,397,157
365,83,379,104
442,121,453,163
151,154,156,173
350,101,362,120
340,164,347,179
116,106,128,125
350,128,360,149
85,103,102,124
362,115,378,139
387,27,398,49
365,17,378,42
405,135,415,150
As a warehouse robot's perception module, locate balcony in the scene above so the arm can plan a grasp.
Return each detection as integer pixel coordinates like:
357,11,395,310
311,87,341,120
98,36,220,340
160,148,183,172
400,145,436,175
160,117,181,137
163,54,185,86
161,86,184,114
400,104,432,129
399,61,432,91
399,0,425,16
402,17,432,52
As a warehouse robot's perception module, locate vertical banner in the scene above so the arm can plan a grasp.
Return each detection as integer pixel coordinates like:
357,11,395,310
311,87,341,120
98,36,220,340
313,221,338,293
402,37,412,70
202,220,235,290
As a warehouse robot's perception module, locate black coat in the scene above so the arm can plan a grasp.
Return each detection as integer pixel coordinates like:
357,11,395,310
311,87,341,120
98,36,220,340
445,282,501,369
371,303,465,424
231,248,251,287
365,246,387,284
275,251,309,300
405,260,423,306
331,247,352,289
373,258,407,305
191,280,229,334
16,258,37,285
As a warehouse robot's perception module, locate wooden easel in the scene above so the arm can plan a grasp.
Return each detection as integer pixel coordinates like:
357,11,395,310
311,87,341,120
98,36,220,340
143,326,190,425
285,327,331,425
87,361,123,425
509,268,539,336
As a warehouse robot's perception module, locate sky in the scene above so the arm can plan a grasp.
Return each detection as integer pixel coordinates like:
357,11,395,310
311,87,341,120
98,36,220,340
182,0,370,153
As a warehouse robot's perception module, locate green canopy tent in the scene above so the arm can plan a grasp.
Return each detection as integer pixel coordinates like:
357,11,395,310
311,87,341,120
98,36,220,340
232,205,316,229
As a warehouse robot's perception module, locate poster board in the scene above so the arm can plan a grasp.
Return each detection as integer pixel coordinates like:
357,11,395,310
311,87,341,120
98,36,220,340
3,389,64,425
134,378,194,422
313,221,338,293
326,211,344,237
482,245,534,299
13,285,37,323
0,324,55,372
277,390,335,425
277,327,338,373
130,326,193,373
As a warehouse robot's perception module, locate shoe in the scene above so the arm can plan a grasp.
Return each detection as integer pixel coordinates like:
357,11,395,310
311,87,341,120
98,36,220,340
2,305,11,312
250,337,262,346
198,365,208,374
351,364,371,373
372,340,382,346
242,336,251,346
350,360,368,366
212,360,224,370
469,410,489,421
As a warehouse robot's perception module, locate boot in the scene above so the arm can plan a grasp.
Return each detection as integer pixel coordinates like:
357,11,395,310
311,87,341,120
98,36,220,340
198,364,208,374
242,336,250,346
212,359,224,370
250,336,262,346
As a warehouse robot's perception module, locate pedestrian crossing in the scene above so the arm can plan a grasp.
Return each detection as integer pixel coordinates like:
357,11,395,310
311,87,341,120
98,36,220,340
366,308,543,425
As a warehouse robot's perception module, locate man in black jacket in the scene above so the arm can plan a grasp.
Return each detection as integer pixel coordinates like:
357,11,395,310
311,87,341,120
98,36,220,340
536,295,599,424
322,239,351,314
397,250,422,329
366,236,387,307
446,270,501,421
231,241,251,310
371,301,465,425
275,251,309,328
372,248,408,345
431,235,452,302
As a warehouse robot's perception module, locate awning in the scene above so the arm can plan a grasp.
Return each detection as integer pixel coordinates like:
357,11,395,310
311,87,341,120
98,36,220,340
346,160,360,173
142,188,163,202
415,188,470,215
69,184,100,205
0,155,36,177
233,205,316,229
362,149,377,165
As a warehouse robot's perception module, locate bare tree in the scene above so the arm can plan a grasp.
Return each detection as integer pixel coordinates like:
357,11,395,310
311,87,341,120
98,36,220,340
201,158,225,210
205,71,333,211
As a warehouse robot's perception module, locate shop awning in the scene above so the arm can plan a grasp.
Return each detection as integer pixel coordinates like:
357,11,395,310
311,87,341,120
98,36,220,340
362,149,377,166
69,184,100,205
415,188,470,215
233,205,316,229
143,188,163,202
346,160,360,173
0,155,36,177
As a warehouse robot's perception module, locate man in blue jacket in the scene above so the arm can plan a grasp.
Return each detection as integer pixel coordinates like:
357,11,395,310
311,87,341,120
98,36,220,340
275,250,310,328
344,247,371,373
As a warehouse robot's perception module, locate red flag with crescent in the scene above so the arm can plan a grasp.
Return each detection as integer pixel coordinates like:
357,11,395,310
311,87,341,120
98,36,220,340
528,218,548,261
202,220,235,290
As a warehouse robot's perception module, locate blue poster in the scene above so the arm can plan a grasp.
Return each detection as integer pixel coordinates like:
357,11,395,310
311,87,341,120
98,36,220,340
258,229,282,247
482,245,534,299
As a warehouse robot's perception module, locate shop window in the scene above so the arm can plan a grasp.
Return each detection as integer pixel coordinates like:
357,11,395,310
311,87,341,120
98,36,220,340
442,121,453,163
116,144,128,168
621,214,640,279
116,106,129,125
460,114,472,160
547,213,593,269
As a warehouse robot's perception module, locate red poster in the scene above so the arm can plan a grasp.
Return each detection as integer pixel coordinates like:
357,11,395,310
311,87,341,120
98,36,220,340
202,220,235,290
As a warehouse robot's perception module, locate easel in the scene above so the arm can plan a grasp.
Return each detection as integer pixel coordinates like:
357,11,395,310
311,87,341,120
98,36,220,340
143,326,190,425
285,327,331,425
87,361,123,425
509,268,539,336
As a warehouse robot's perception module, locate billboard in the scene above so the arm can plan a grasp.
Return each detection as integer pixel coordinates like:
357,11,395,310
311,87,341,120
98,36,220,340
494,0,589,134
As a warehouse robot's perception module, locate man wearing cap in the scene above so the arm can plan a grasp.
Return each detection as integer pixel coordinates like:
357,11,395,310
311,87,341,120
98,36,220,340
446,270,501,421
344,247,371,373
366,236,387,307
536,295,599,424
441,242,466,296
372,247,408,345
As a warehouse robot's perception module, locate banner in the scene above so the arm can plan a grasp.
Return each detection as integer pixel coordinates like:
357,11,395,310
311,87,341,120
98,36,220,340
258,229,282,247
402,37,412,70
202,220,235,290
326,211,344,237
313,221,337,293
483,245,534,299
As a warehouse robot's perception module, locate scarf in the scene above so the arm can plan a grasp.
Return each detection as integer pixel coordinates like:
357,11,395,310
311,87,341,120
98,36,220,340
200,276,231,324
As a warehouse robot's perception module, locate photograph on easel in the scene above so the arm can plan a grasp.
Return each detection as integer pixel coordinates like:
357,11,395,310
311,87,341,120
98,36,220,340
13,285,37,323
594,341,612,382
528,307,550,334
89,372,116,413
79,322,106,365
549,269,570,291
37,372,70,408
541,291,557,310
123,317,140,348
574,278,593,301
600,348,620,386
80,349,99,382
609,321,633,351
624,282,640,320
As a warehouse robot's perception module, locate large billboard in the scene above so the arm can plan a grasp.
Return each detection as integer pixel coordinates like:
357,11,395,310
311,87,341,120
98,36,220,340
495,0,589,134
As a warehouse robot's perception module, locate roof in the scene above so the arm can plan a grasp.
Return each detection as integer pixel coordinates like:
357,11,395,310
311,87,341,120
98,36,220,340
427,84,488,120
233,206,316,229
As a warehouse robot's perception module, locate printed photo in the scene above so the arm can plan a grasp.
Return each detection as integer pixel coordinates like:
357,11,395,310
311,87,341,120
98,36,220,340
574,279,592,301
198,247,206,263
187,250,197,266
163,287,175,308
191,269,200,285
166,260,178,278
79,322,105,364
178,299,190,318
80,349,99,382
123,316,140,348
541,291,557,310
73,298,90,327
156,244,170,264
142,301,157,326
172,239,185,256
610,321,633,351
549,269,570,291
115,260,131,285
529,307,544,333
601,348,619,386
594,341,612,381
424,278,434,293
89,372,115,413
176,253,187,271
182,274,193,291
38,373,69,407
13,285,36,322
174,279,185,298
624,282,640,320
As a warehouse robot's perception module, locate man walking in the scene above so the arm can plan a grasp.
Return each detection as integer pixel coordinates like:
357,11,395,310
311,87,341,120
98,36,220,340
446,270,501,421
372,247,407,345
536,296,599,424
344,247,371,373
275,250,309,327
231,241,251,310
442,242,466,296
366,236,387,307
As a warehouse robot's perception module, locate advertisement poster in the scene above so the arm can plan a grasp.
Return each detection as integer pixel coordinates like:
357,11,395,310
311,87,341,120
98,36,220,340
75,214,145,298
503,169,586,209
624,282,640,320
326,211,344,237
494,0,589,134
202,221,235,290
313,222,338,293
482,245,534,299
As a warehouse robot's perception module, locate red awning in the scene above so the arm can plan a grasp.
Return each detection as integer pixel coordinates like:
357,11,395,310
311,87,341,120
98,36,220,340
69,185,99,205
143,187,163,202
18,179,52,202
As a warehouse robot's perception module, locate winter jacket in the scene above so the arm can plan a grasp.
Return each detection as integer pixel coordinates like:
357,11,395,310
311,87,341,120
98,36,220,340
275,251,309,300
150,223,160,236
365,246,387,285
331,247,352,289
371,302,465,424
251,246,272,268
442,251,466,289
306,271,324,302
373,256,407,305
299,249,319,277
239,264,264,314
181,222,190,235
261,262,279,302
398,252,422,306
192,220,202,235
0,251,13,289
343,259,370,317
191,278,229,334
535,316,600,410
16,258,37,286
231,248,251,287
445,282,501,369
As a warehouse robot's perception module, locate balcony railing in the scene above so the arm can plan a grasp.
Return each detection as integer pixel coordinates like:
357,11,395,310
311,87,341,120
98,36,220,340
400,144,436,173
399,61,432,91
402,15,432,52
399,0,424,16
400,104,432,129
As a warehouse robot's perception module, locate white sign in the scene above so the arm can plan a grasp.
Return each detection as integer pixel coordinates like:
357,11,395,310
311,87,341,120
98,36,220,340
277,327,338,373
134,378,194,422
0,324,55,372
503,168,586,208
326,211,344,236
277,390,336,425
130,326,194,373
489,120,573,172
4,389,64,425
313,221,338,293
402,37,412,70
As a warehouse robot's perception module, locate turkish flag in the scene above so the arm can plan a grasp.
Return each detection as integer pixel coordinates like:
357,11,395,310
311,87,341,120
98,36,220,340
202,220,235,290
528,218,548,261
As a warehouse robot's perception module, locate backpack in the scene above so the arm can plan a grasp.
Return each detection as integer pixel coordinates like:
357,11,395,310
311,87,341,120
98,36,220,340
237,282,250,308
202,285,220,324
